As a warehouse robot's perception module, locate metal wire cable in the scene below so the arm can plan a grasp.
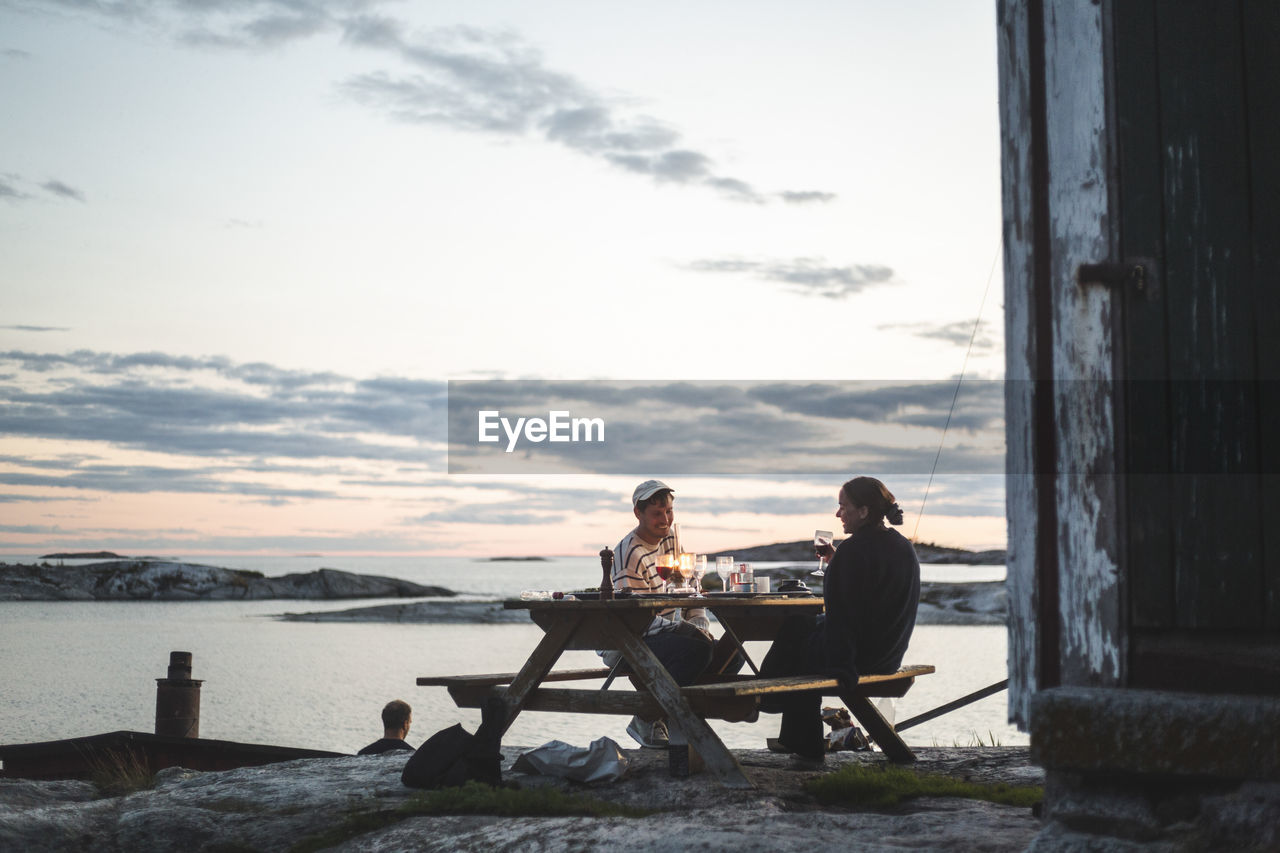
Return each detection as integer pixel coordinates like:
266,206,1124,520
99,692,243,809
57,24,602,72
911,240,1002,542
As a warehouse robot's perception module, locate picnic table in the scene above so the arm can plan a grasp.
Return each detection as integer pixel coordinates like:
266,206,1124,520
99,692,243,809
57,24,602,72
419,594,933,789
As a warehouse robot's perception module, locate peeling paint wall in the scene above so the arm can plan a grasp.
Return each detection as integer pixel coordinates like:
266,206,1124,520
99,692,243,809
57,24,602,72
996,0,1039,728
999,0,1125,727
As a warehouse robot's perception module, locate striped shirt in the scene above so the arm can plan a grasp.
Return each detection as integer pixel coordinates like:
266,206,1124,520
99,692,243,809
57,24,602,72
611,528,709,636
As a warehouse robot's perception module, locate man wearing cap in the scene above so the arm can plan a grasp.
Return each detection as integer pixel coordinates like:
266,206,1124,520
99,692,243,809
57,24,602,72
603,480,716,749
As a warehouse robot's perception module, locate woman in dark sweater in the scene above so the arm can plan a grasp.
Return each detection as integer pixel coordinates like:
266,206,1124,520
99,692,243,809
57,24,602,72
759,476,921,759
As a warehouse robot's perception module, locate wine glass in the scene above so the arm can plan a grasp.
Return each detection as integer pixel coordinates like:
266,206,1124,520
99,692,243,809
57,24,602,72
812,530,833,577
655,553,675,592
676,553,693,592
692,555,707,597
715,556,733,592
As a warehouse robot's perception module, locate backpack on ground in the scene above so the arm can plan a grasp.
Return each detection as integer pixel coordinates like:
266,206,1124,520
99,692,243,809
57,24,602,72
401,698,503,789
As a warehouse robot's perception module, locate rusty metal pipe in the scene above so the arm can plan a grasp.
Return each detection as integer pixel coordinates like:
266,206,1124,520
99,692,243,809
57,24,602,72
155,651,203,738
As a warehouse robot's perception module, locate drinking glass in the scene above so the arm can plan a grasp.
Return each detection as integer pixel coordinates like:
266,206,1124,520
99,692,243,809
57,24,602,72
655,554,676,592
715,556,733,592
678,553,694,591
812,530,834,577
692,555,707,596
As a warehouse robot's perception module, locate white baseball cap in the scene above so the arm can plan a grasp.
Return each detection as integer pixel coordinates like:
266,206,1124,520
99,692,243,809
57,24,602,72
632,479,673,506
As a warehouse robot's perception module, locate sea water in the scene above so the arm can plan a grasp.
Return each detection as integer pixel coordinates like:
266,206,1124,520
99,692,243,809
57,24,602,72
0,556,1022,755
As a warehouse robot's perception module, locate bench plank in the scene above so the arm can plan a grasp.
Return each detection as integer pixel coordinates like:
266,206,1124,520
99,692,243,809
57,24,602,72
417,667,611,688
683,666,935,699
447,685,758,722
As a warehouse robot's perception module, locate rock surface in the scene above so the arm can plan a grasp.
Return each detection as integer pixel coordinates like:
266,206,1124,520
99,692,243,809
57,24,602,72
0,747,1042,852
0,561,453,601
280,600,531,623
711,540,1006,565
916,581,1007,625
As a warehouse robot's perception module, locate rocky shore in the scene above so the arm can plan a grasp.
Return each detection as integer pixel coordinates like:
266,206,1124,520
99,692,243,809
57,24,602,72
0,560,452,601
0,746,1042,852
713,540,1006,565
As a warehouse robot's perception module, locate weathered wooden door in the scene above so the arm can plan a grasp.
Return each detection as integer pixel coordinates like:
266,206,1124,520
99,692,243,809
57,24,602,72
1112,0,1279,693
1000,0,1279,726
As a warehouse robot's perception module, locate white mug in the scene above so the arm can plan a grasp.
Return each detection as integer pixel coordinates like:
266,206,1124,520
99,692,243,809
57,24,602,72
756,577,770,593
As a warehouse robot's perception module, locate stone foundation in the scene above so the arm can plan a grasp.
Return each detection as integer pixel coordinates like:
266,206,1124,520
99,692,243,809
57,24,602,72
1028,687,1280,850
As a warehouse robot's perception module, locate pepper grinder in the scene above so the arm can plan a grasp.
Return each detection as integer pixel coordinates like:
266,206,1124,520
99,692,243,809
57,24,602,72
599,547,614,600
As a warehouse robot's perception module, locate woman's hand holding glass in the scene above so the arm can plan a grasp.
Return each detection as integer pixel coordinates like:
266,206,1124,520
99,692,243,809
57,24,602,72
812,529,834,577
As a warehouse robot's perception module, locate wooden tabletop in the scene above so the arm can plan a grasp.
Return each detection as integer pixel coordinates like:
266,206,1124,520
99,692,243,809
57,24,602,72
504,594,823,611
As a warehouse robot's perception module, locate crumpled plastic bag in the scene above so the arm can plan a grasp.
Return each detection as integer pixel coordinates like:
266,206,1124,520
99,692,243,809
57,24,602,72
512,737,630,784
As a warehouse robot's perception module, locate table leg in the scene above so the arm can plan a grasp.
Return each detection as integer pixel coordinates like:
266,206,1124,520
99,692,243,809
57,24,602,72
840,692,916,763
713,619,759,676
598,618,754,789
497,616,579,737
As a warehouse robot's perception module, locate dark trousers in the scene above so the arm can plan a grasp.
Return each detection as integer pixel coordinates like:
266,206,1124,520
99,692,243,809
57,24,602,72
639,621,715,686
759,614,826,758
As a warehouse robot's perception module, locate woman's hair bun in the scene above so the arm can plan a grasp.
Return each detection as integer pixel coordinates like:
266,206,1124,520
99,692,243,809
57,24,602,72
885,501,905,526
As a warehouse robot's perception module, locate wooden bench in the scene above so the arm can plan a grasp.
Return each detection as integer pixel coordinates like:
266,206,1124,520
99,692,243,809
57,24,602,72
419,664,935,762
417,667,613,689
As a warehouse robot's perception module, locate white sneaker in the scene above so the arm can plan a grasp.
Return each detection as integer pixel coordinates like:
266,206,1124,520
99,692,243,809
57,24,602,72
626,715,669,748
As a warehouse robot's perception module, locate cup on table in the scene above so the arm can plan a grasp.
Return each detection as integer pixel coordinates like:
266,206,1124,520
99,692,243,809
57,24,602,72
756,576,770,593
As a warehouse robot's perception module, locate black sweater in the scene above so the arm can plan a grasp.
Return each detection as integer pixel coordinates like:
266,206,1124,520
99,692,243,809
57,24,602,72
819,524,920,685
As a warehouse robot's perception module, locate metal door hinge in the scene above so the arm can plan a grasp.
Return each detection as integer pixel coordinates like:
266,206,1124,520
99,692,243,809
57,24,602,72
1076,260,1158,300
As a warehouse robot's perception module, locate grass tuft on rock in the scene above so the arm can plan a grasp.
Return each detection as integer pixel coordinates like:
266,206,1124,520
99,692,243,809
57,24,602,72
290,782,653,852
87,747,155,798
805,764,1042,809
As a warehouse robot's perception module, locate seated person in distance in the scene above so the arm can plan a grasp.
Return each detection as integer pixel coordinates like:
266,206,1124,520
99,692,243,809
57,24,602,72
358,699,416,755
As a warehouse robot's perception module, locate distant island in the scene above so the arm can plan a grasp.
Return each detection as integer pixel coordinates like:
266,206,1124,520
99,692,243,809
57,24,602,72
0,560,453,602
706,540,1006,565
483,556,551,562
38,551,125,560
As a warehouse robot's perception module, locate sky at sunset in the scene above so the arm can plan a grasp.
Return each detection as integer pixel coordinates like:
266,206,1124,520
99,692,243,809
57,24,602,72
1,0,1007,557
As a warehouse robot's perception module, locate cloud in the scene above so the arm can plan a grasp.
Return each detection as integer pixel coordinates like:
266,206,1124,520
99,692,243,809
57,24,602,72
14,2,831,203
446,378,1005,476
28,0,371,50
682,494,837,516
0,176,30,201
748,380,1005,432
0,350,447,471
183,10,335,48
0,465,343,499
881,319,999,350
0,529,446,555
0,354,1006,514
405,506,566,526
337,21,824,203
776,191,837,205
681,257,896,299
0,493,82,503
4,48,33,59
0,325,71,332
40,179,86,202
